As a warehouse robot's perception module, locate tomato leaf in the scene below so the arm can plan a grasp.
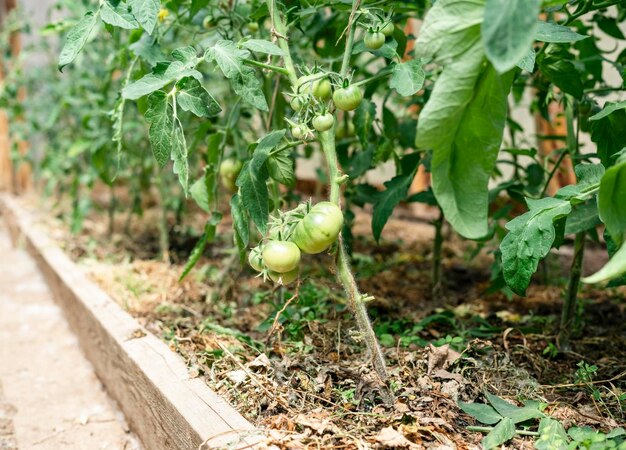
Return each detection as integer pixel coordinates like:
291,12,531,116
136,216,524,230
458,401,503,425
241,39,286,56
500,197,572,295
538,55,584,99
390,60,425,96
58,10,100,71
100,1,139,30
231,68,269,111
536,418,568,450
597,154,626,246
482,0,541,73
176,77,222,117
590,110,626,166
485,393,544,423
517,48,536,72
128,0,159,34
555,163,605,203
179,215,222,281
230,194,250,249
564,201,601,235
482,417,516,450
267,150,295,187
535,21,588,43
205,40,250,79
145,91,173,167
123,61,202,100
589,100,626,121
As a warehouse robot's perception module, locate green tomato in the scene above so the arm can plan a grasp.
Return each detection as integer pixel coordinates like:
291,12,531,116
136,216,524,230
248,247,264,272
219,159,242,192
380,22,394,37
268,268,299,286
262,241,301,273
312,78,332,101
312,113,334,132
202,15,214,29
335,120,355,139
292,202,344,254
333,85,362,112
290,96,304,112
364,31,385,50
291,125,307,139
246,22,259,33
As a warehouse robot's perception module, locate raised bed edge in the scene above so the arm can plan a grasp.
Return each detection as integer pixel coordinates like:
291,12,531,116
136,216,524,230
0,194,261,450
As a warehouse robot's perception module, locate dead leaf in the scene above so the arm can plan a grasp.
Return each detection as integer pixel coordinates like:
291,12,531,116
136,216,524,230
374,427,420,449
427,344,461,375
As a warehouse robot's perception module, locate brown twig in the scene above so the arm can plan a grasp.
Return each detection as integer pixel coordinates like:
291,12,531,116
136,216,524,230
265,279,301,343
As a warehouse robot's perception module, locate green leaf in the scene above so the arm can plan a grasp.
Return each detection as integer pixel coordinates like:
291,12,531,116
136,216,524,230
482,417,516,449
372,173,414,243
179,215,222,281
415,0,514,239
123,61,202,100
481,0,541,73
206,40,250,79
565,201,601,235
171,117,189,193
236,130,286,234
500,197,572,295
231,68,268,111
352,39,398,59
390,60,425,96
100,1,139,29
145,91,173,167
190,174,211,213
128,0,159,34
583,241,626,284
485,393,544,423
58,11,99,71
517,48,536,72
539,56,584,99
129,36,167,66
597,155,626,246
230,194,250,249
241,39,285,56
267,150,295,186
590,110,626,166
536,417,568,450
176,77,222,118
458,401,503,425
589,101,626,121
555,163,605,203
535,21,588,43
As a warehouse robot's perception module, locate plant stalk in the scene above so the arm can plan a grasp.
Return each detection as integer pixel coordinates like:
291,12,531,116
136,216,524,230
559,230,585,351
432,208,444,299
320,129,389,382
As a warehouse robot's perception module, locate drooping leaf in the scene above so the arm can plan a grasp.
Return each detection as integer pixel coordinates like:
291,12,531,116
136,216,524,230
129,35,167,66
230,194,250,249
144,91,173,167
267,150,295,186
176,77,222,117
190,174,211,213
555,163,605,203
539,55,584,99
583,241,626,284
589,100,626,121
485,393,544,423
458,401,503,425
171,117,190,193
58,11,99,71
205,40,250,79
372,175,413,243
390,60,425,96
231,68,268,111
535,418,568,450
123,61,202,100
564,201,601,235
481,0,541,73
500,197,572,295
535,21,588,43
597,155,626,246
179,214,222,281
482,417,516,450
128,0,159,34
241,39,286,56
100,1,139,29
590,110,626,166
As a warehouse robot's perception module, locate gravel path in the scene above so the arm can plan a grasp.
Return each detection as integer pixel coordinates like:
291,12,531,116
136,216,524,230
0,221,141,450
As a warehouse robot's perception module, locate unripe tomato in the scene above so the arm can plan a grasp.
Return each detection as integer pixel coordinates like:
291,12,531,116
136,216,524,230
202,15,214,29
380,22,394,37
248,246,264,272
262,241,301,273
335,120,355,139
312,78,332,101
333,85,362,111
219,158,242,192
268,268,299,285
312,113,334,132
290,96,304,112
291,124,307,139
292,202,344,254
364,31,385,50
246,22,259,33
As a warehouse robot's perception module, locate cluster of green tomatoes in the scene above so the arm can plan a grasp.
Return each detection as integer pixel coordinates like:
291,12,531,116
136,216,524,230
248,202,344,285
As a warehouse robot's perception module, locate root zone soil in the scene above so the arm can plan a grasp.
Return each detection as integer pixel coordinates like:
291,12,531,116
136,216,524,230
37,198,626,449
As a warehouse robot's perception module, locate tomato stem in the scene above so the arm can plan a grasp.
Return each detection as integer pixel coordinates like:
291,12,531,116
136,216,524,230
243,59,290,76
266,0,298,85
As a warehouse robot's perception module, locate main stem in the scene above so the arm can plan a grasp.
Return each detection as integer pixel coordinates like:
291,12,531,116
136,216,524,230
320,129,388,381
431,209,444,300
559,230,585,351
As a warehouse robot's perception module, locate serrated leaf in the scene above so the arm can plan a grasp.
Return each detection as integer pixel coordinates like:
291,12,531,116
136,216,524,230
172,46,198,64
100,1,139,29
129,35,167,66
482,0,541,73
565,201,601,235
372,174,414,243
145,91,172,167
555,163,605,202
128,0,159,34
231,68,268,111
500,197,572,295
179,215,221,281
190,174,210,213
267,151,295,186
171,117,189,193
390,60,425,96
241,39,285,56
58,11,99,71
458,401,503,425
123,61,202,100
539,56,584,99
482,417,516,449
590,101,626,121
176,77,222,118
517,48,536,72
230,194,250,248
206,40,250,79
352,39,398,59
536,21,588,43
590,109,626,166
536,417,568,450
